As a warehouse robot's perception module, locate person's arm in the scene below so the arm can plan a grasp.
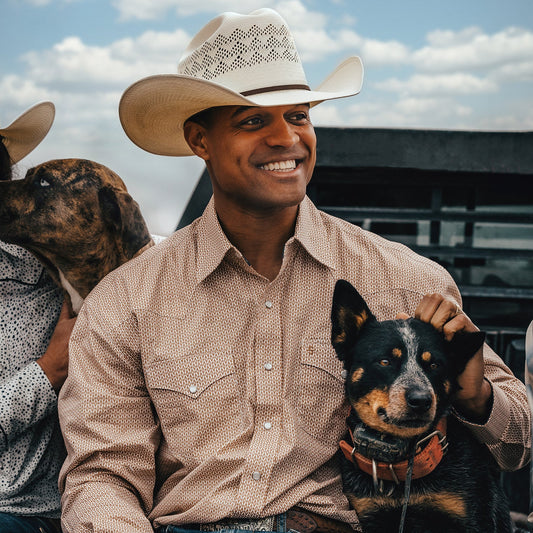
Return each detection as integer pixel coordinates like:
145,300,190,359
37,301,76,391
0,301,75,451
413,291,531,471
58,294,159,533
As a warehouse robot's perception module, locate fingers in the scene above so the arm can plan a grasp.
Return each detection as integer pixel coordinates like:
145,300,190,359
58,300,73,320
415,293,476,340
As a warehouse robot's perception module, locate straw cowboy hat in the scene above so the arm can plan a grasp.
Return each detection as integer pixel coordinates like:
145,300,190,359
0,102,55,164
119,8,363,157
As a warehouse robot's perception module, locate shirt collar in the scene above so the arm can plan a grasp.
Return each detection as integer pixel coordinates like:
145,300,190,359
194,195,336,284
0,241,44,284
195,198,233,284
293,196,337,271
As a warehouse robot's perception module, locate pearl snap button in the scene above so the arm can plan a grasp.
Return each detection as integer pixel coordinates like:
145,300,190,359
263,422,272,430
189,385,197,394
252,471,261,481
265,300,273,308
264,362,273,370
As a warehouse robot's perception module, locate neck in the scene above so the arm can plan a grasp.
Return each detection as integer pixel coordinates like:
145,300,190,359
215,201,299,281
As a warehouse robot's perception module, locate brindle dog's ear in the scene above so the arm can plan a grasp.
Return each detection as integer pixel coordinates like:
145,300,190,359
98,186,152,260
331,279,375,364
446,330,486,377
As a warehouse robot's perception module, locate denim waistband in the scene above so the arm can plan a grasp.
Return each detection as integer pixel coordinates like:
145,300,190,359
157,512,295,533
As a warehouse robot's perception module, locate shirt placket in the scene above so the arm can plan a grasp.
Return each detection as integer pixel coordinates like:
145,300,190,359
235,280,283,515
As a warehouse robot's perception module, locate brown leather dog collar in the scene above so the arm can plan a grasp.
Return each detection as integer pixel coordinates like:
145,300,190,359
339,418,448,482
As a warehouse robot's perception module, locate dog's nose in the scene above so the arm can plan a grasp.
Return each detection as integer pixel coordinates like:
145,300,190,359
406,389,433,413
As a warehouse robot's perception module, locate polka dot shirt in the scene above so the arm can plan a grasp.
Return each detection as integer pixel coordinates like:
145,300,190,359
0,241,64,518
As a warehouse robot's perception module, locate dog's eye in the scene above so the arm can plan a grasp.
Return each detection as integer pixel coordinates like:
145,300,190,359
429,362,439,370
379,359,391,367
39,178,51,187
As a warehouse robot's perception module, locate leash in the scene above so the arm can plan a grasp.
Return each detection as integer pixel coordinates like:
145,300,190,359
398,444,416,533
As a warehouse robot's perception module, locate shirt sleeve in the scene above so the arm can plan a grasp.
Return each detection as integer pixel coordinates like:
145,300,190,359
58,296,159,533
0,361,57,451
453,342,531,471
437,271,531,471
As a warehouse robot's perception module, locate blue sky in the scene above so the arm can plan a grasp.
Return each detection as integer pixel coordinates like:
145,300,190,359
2,0,532,235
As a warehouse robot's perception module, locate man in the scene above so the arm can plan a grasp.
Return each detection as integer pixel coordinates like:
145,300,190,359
58,9,530,533
0,102,76,533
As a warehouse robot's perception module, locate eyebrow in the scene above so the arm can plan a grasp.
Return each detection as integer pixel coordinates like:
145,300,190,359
230,106,255,119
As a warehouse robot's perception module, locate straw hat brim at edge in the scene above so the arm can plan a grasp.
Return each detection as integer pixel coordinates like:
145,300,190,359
119,56,363,157
0,102,55,164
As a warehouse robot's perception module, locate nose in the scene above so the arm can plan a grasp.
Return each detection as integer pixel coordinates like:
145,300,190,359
264,117,299,148
406,389,433,413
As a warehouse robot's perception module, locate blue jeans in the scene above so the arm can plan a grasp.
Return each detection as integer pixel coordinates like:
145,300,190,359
0,513,60,533
157,513,297,533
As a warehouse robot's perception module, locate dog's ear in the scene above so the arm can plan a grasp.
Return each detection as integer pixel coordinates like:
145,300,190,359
98,186,152,260
445,330,486,376
331,279,375,363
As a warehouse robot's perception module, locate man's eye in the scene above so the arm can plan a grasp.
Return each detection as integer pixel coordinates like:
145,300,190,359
241,116,263,126
290,112,309,122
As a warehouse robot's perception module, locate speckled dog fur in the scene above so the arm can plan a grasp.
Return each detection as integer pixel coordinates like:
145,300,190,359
0,158,152,312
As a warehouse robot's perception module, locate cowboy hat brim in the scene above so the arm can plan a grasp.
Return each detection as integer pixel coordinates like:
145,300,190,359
119,56,363,157
0,102,55,164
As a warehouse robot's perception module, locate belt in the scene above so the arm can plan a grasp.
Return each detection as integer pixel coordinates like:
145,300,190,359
183,507,353,533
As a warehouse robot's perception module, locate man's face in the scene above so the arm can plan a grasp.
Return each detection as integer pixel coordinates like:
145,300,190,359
189,104,316,214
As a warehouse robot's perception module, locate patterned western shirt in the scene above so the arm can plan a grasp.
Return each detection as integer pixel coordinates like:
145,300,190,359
58,197,530,532
0,241,64,518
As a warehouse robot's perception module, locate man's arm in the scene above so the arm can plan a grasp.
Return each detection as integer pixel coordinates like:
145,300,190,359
58,297,159,532
410,292,531,471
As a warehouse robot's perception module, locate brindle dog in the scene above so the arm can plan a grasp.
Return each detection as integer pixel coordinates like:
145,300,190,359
0,158,153,313
331,279,512,533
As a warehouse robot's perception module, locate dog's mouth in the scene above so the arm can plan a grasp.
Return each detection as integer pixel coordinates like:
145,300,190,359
377,407,432,429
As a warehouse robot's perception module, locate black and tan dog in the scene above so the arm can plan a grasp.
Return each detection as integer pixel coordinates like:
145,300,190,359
0,158,153,313
331,279,512,533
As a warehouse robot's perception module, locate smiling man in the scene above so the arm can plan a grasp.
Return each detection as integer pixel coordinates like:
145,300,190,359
57,8,530,533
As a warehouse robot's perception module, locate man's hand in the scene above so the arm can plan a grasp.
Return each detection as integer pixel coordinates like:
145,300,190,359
37,300,77,392
399,294,492,422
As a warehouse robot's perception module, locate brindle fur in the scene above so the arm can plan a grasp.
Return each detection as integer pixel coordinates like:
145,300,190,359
0,158,152,309
331,279,512,533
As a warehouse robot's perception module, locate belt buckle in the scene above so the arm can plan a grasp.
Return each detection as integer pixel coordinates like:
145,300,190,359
199,516,276,531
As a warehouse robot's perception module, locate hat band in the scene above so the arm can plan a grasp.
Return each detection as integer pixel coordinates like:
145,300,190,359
241,84,310,97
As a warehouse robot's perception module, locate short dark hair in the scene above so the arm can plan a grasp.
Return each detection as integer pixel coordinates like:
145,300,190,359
0,138,13,181
185,107,217,128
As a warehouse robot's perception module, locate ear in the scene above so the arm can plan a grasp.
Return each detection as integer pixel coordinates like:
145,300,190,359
98,186,152,261
331,279,375,363
446,330,486,376
183,121,209,161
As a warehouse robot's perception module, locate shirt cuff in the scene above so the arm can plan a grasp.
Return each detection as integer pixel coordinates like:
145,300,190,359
453,379,510,444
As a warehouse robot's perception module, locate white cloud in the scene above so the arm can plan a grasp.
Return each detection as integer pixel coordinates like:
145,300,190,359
112,0,266,20
376,73,498,96
20,29,191,90
345,98,473,130
414,26,533,74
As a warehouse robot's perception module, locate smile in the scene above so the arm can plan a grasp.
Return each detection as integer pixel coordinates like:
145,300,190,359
259,159,298,172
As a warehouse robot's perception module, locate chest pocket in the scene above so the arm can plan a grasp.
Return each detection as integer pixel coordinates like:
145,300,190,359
295,339,349,445
144,348,242,454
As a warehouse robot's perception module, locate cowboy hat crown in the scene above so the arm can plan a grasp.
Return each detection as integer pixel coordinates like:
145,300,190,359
119,8,363,157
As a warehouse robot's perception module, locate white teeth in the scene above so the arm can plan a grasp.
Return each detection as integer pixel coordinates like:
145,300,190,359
259,160,296,171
